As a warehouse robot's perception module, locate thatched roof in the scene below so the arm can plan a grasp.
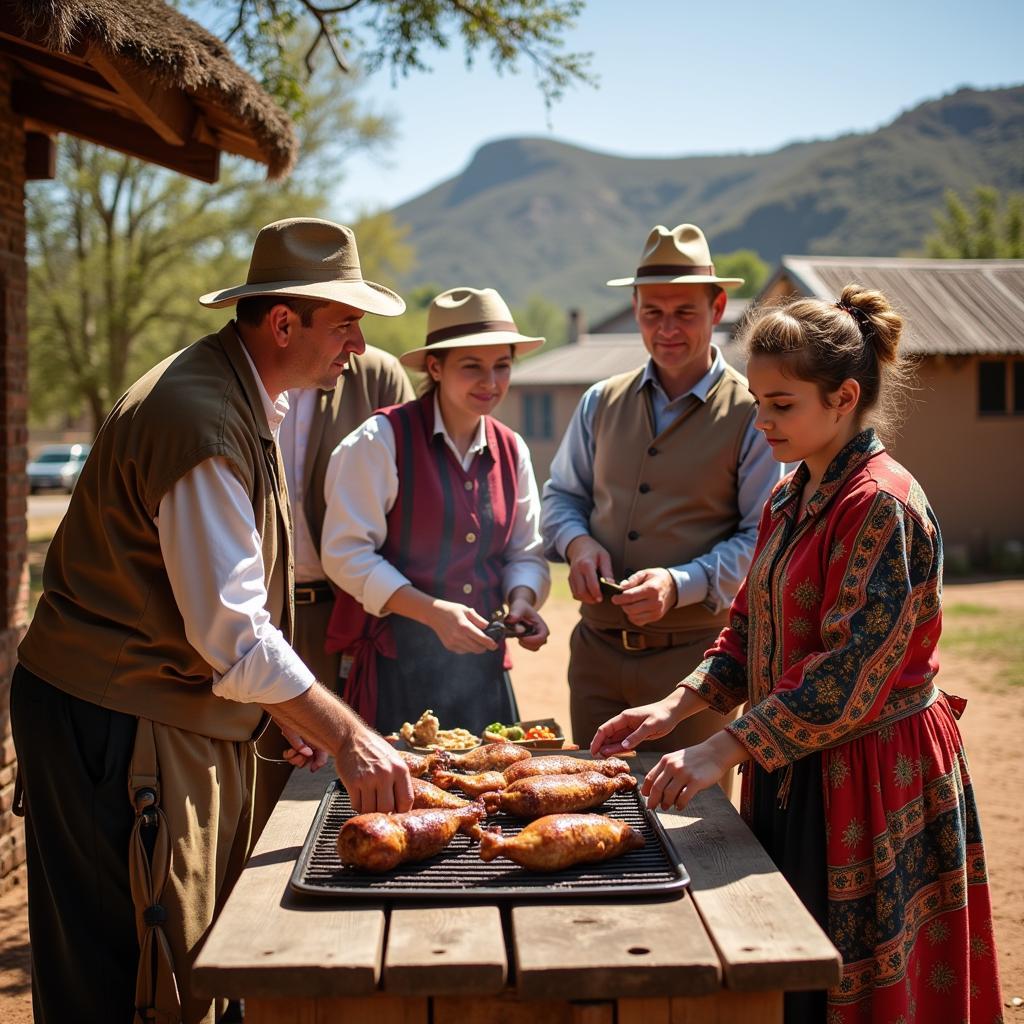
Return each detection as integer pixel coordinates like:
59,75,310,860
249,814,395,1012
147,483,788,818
10,0,297,178
764,257,1024,357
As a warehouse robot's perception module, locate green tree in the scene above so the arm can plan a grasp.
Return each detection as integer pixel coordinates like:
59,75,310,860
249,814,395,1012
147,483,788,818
925,187,1024,259
714,249,769,298
513,294,567,351
192,0,594,116
27,62,411,431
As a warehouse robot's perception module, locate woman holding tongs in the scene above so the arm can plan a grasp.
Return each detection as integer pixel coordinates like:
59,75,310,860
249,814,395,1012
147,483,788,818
322,287,550,736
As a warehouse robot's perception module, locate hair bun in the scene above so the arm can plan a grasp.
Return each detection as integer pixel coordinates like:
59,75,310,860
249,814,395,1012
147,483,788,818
838,284,903,364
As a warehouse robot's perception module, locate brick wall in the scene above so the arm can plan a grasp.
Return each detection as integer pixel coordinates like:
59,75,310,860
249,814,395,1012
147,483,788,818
0,56,29,892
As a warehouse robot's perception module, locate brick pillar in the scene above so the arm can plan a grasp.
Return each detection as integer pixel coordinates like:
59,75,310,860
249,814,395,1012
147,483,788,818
0,56,29,891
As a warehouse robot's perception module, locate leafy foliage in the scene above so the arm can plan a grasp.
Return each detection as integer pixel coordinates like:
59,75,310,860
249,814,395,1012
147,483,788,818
192,0,594,116
924,187,1024,259
26,63,411,431
714,250,769,298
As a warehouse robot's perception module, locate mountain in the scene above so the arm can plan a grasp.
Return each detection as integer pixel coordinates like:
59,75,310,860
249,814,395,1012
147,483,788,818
390,85,1024,318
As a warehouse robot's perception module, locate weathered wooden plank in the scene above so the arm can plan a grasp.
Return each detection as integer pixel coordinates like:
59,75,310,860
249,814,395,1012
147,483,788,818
244,1000,316,1024
653,783,841,993
512,898,720,999
192,766,386,999
383,905,507,995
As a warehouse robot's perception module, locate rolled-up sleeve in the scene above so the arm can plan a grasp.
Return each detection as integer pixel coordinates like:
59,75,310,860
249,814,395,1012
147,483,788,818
158,458,315,704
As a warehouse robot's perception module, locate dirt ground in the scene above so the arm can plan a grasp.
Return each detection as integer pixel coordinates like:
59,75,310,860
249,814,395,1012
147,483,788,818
1,579,1021,1021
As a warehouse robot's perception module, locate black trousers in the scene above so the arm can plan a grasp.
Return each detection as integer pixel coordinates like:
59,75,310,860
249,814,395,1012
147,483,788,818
749,752,829,1024
10,663,140,1023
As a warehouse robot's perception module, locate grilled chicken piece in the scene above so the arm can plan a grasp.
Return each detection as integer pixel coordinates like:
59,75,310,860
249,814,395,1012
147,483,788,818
503,755,631,784
435,741,531,773
430,769,507,797
399,751,432,777
483,771,637,817
411,776,474,809
337,805,484,872
478,813,644,871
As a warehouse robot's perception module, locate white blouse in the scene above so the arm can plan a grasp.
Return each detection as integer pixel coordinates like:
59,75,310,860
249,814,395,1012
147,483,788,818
321,395,550,618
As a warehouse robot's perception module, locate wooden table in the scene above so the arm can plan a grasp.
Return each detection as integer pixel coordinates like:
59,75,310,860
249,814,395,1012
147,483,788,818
194,754,840,1023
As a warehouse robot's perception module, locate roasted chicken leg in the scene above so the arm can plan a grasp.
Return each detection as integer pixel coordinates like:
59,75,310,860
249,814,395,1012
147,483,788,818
435,741,531,773
399,751,432,777
430,769,507,797
478,813,644,870
502,755,631,784
482,771,637,817
337,805,484,872
411,776,474,809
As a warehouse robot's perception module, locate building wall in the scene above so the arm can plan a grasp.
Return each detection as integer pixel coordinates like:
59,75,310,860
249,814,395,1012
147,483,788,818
887,355,1024,556
496,383,589,490
0,57,29,890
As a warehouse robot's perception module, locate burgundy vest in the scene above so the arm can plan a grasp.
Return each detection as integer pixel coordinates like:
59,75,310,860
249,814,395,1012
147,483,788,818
380,395,519,619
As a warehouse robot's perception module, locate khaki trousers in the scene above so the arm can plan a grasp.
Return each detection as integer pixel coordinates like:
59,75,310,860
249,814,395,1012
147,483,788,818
250,595,340,846
130,719,256,1024
568,621,739,798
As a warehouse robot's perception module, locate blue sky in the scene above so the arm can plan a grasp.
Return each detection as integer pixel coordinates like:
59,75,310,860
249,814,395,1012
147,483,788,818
326,0,1022,216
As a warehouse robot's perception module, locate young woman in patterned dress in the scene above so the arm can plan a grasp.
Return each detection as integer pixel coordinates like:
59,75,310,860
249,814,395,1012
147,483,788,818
591,285,1003,1024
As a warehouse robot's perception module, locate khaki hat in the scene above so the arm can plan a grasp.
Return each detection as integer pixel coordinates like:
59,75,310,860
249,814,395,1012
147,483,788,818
607,223,744,288
199,217,406,316
399,287,544,371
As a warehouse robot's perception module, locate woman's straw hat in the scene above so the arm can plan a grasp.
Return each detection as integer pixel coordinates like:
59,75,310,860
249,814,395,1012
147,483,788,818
399,287,544,371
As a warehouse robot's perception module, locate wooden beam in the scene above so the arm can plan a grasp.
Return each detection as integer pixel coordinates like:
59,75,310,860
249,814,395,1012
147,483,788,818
25,132,56,180
0,37,122,106
12,80,220,184
86,45,196,147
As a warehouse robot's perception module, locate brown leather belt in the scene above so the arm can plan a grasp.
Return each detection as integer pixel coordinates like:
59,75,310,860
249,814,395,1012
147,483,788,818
601,628,678,652
293,580,333,606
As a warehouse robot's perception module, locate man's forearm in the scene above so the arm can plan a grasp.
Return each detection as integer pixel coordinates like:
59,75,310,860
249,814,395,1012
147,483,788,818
262,683,364,757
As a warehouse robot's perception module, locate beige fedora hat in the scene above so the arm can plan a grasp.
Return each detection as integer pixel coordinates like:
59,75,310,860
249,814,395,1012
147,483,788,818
607,223,744,288
399,287,544,371
199,217,405,316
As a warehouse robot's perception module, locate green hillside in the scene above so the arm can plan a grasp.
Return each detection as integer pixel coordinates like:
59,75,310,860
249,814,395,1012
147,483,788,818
390,85,1024,319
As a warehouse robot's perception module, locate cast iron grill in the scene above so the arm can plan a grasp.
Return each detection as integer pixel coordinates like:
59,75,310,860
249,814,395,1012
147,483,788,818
290,780,689,900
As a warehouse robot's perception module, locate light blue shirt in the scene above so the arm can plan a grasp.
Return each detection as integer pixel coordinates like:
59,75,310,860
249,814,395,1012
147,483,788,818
540,346,786,613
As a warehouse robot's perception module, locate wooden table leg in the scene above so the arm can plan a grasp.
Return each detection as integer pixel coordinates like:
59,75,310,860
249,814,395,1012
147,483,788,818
619,992,783,1024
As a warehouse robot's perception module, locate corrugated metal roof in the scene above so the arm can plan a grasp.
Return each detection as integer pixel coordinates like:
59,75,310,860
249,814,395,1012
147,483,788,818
778,257,1024,355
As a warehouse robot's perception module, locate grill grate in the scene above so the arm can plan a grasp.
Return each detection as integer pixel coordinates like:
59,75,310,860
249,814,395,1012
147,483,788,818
289,780,689,900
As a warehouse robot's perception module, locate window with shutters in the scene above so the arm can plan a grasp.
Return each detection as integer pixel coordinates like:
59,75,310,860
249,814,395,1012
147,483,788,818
978,359,1024,416
522,392,554,439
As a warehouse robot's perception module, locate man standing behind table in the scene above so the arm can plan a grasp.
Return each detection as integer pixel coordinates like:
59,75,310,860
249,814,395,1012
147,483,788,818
541,224,784,782
11,218,414,1024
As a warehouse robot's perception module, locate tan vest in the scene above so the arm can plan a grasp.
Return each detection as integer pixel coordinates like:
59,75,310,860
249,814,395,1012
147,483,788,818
19,324,293,741
301,345,414,559
582,362,756,638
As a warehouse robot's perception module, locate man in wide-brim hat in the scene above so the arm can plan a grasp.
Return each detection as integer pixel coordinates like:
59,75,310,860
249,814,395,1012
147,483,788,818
13,217,416,1024
541,223,784,784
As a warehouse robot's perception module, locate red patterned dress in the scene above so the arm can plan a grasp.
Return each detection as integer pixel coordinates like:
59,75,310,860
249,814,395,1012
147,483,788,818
683,429,1003,1024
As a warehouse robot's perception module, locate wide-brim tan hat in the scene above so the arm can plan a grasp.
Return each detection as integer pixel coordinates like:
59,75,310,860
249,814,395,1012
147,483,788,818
199,217,406,316
399,287,544,371
607,223,744,288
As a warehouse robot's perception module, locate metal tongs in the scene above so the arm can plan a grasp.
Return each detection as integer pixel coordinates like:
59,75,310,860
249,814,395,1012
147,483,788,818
483,605,538,642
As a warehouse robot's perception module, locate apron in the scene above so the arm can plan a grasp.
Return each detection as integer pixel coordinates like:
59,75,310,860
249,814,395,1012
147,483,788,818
374,615,518,737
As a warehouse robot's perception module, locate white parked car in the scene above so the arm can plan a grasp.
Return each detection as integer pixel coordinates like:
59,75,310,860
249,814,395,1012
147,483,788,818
27,443,92,494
